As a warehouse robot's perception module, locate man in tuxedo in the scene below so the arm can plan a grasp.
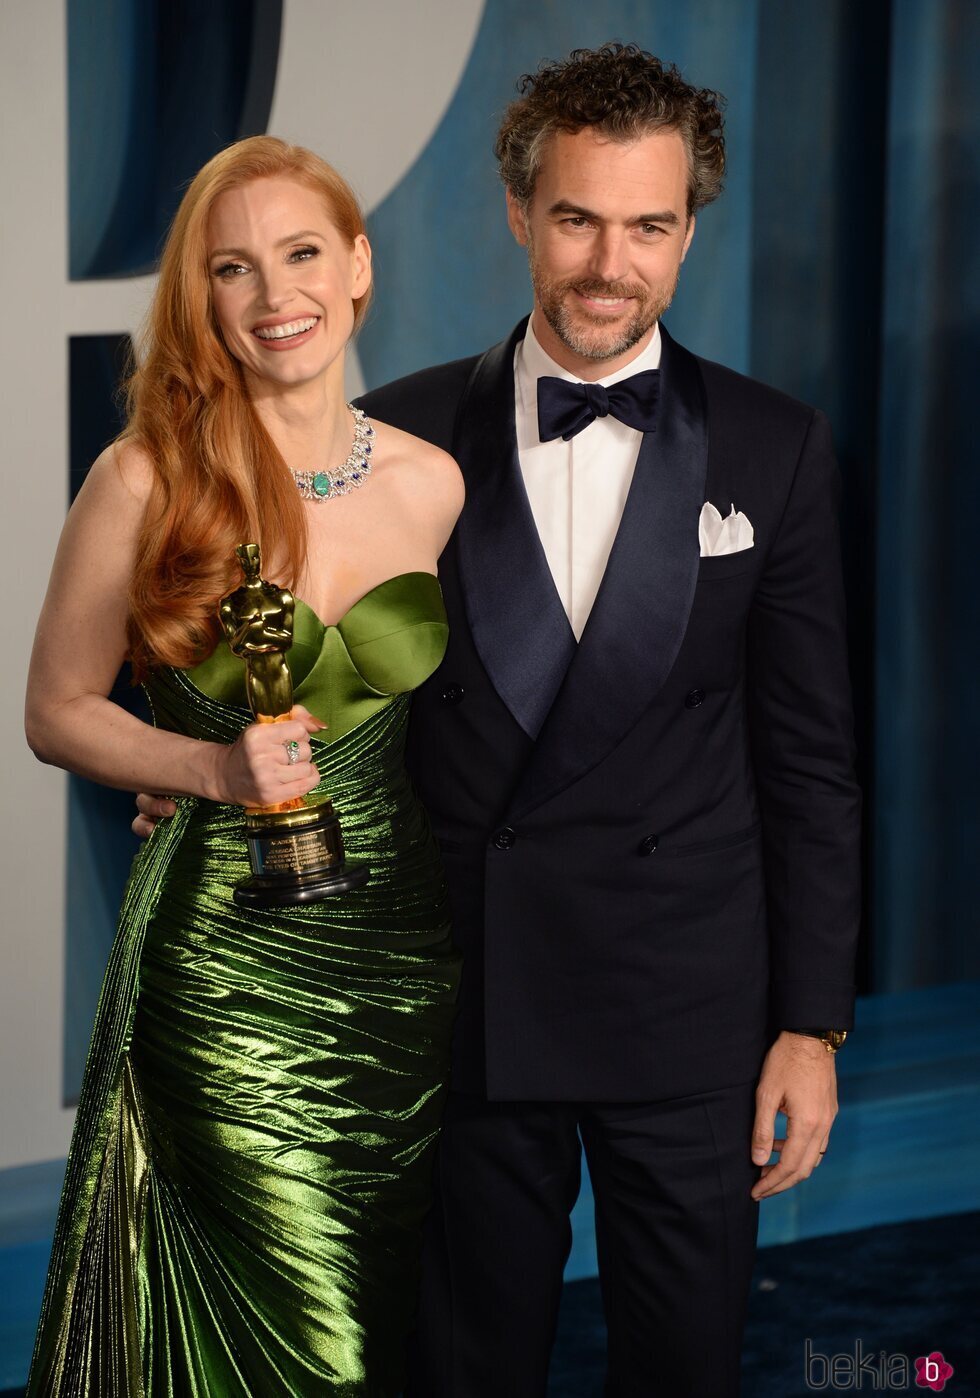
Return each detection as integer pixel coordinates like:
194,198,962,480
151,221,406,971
359,44,860,1398
136,43,860,1398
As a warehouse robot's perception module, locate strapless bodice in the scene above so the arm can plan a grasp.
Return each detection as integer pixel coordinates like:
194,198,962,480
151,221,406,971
151,571,447,742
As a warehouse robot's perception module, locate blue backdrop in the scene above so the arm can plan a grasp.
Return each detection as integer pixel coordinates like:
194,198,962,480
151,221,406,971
64,0,979,1101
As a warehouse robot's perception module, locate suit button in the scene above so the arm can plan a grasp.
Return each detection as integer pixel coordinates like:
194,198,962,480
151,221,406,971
637,834,659,856
493,827,517,850
442,683,465,704
684,688,706,709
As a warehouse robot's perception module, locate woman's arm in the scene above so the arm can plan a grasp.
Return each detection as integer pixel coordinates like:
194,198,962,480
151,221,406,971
25,443,322,807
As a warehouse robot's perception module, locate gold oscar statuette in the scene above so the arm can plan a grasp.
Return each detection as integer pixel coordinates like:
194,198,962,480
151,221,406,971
220,542,369,907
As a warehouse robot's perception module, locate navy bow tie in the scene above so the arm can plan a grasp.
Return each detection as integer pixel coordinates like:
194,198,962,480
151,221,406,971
536,369,660,443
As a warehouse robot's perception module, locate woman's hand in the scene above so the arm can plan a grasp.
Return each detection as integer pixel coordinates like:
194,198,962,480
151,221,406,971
130,704,324,833
213,704,326,807
133,704,328,834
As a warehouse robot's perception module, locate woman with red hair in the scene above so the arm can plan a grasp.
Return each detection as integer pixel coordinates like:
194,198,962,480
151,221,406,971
26,136,462,1396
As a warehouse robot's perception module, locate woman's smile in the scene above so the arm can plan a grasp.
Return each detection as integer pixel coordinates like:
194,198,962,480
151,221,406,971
251,314,321,349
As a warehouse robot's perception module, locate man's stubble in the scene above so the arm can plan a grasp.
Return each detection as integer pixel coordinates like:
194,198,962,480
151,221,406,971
527,232,681,364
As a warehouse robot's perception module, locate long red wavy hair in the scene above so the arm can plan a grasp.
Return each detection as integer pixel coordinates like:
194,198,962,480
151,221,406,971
123,136,371,679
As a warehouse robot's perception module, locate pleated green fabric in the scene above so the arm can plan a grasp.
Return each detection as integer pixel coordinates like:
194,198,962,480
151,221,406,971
28,573,459,1397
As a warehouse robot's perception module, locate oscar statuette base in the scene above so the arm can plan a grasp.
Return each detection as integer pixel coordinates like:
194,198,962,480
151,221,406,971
233,797,370,908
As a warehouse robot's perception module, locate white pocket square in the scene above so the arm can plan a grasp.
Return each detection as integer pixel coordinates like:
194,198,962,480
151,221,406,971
699,502,754,557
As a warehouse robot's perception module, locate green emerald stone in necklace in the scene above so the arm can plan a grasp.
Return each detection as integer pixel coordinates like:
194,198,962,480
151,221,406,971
291,405,375,501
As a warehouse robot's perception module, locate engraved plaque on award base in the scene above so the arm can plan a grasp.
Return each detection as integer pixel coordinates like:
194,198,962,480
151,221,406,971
220,542,369,908
235,797,369,908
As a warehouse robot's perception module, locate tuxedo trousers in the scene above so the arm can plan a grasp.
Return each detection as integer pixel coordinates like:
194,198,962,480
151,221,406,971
406,1084,759,1398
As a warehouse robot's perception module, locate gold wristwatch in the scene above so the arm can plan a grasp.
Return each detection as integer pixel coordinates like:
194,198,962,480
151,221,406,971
792,1028,848,1054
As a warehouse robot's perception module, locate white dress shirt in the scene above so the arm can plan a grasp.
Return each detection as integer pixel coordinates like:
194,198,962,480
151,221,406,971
514,318,662,640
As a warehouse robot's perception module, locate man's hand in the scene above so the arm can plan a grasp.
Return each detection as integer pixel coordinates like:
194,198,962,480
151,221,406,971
133,793,175,838
750,1031,838,1200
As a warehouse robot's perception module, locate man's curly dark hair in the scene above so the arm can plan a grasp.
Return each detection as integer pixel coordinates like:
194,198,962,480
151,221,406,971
495,43,726,218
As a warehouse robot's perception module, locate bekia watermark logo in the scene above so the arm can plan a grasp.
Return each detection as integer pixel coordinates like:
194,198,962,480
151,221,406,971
805,1339,955,1390
914,1353,955,1392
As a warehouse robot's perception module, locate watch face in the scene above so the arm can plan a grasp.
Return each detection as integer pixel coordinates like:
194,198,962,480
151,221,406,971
826,1030,848,1051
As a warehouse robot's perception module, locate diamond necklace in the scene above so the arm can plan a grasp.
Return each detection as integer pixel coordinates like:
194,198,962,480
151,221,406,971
291,405,375,500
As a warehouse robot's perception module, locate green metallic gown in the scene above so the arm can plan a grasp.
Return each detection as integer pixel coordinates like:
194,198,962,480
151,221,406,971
28,573,460,1398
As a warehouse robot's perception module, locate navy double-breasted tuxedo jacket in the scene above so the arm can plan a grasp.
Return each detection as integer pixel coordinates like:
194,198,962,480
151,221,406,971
358,319,861,1102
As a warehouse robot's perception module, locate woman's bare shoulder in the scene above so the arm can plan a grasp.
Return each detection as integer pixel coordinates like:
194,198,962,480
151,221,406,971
81,438,157,509
110,439,157,500
372,420,464,511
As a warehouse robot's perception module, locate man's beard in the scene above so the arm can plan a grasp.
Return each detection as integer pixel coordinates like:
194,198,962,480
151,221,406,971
529,257,679,363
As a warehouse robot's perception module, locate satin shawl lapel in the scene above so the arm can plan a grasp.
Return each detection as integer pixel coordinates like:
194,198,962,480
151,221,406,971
452,320,576,738
510,326,709,820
